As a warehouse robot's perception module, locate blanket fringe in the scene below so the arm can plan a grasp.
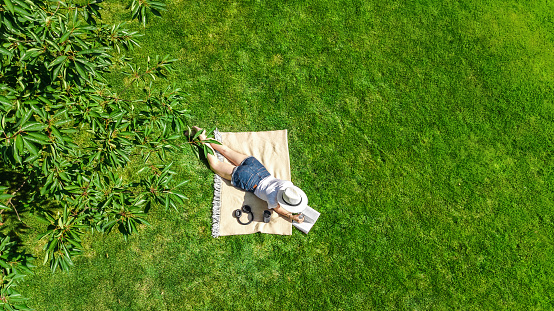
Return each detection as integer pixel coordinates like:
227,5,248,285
211,129,224,238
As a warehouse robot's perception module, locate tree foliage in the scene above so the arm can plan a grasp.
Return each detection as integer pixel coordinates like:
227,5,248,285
0,0,209,308
0,228,34,310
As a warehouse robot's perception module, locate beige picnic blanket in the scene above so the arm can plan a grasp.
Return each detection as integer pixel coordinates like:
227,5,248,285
212,130,293,237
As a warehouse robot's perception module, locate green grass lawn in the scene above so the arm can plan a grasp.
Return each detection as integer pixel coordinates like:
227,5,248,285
16,0,554,309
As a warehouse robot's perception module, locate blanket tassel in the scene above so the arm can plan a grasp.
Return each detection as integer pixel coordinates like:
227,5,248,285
211,129,224,238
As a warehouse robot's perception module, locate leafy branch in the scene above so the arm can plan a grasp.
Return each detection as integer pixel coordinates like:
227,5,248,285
0,0,191,285
123,55,178,87
127,0,167,27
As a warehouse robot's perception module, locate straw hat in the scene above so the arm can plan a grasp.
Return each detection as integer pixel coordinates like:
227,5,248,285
277,186,308,213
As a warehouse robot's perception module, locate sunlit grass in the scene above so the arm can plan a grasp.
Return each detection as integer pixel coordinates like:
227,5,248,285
18,0,554,309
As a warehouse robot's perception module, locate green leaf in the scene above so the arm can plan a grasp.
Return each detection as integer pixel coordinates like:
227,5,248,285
15,134,24,154
47,239,58,253
0,47,13,57
190,143,200,159
3,0,14,14
0,202,11,209
109,152,120,166
24,132,49,145
149,1,166,7
59,171,70,182
74,61,88,81
102,219,117,232
48,55,67,69
45,171,54,188
52,108,68,120
2,15,14,33
203,139,221,145
22,137,38,155
21,122,47,132
0,258,11,269
51,257,59,272
115,149,130,163
0,95,11,107
13,143,21,164
53,119,72,127
12,0,31,11
136,166,149,174
129,219,137,233
66,238,82,250
150,8,162,17
192,128,202,140
24,154,39,163
50,126,64,143
13,4,31,17
172,179,189,189
59,30,71,44
52,63,63,81
37,95,52,105
136,217,151,226
13,305,32,311
62,206,68,222
43,212,55,224
133,199,147,207
169,191,187,200
29,104,47,119
5,302,15,311
77,48,107,56
72,5,79,23
205,126,217,137
17,109,33,128
0,235,10,250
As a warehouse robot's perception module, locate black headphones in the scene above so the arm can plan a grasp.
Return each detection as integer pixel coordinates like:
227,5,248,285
233,205,253,225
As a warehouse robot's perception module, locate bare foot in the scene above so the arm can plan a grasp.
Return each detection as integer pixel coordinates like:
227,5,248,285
189,126,217,156
192,126,207,141
185,126,207,141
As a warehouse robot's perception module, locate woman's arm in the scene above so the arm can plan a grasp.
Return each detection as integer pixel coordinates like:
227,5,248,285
274,204,304,223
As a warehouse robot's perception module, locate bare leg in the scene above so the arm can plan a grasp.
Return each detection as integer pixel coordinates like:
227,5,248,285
210,143,249,166
206,153,234,181
192,126,249,165
190,127,249,181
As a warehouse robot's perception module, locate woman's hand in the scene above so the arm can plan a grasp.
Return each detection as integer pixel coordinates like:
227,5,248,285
292,214,305,223
275,205,304,223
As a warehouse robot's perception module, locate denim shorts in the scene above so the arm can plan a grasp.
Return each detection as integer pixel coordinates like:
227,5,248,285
231,156,271,192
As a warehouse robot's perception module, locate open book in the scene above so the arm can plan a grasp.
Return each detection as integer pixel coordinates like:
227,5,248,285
293,206,320,234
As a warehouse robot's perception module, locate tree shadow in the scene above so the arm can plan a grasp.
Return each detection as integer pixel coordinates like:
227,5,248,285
193,144,214,171
0,161,54,240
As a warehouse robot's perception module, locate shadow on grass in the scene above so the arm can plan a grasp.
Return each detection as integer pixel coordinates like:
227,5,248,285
0,161,54,242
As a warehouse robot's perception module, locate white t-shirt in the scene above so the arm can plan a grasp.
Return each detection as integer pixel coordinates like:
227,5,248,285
254,176,293,209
